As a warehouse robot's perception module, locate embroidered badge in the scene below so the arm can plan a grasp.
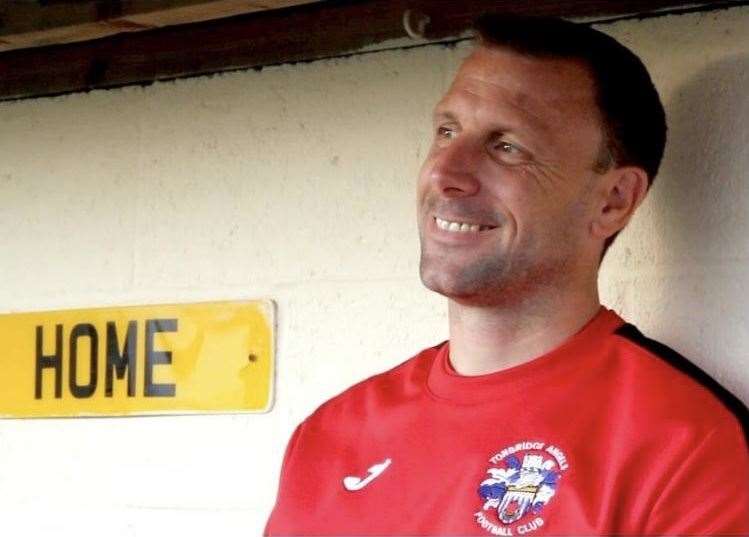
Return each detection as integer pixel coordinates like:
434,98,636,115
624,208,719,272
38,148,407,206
474,441,568,536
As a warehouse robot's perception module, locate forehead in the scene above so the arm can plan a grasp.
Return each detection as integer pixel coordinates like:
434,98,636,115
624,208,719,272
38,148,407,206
435,46,601,140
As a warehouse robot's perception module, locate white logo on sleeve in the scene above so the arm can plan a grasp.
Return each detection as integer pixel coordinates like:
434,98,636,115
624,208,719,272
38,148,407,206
342,458,392,491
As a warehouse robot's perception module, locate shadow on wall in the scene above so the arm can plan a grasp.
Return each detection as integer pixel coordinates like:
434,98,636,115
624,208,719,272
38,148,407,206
651,54,749,401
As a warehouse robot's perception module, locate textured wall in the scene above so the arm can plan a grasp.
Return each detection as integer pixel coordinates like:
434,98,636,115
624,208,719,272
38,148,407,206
0,6,747,535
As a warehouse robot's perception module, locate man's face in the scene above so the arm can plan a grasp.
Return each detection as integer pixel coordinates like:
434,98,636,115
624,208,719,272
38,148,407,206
417,46,607,306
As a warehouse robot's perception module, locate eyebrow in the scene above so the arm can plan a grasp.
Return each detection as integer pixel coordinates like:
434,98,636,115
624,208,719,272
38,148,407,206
432,107,527,138
432,109,457,122
432,106,558,158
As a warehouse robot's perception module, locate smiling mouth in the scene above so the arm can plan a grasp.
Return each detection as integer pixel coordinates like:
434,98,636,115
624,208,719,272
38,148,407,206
434,216,497,233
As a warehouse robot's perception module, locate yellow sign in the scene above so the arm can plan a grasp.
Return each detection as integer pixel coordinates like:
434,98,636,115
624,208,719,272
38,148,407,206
0,301,274,418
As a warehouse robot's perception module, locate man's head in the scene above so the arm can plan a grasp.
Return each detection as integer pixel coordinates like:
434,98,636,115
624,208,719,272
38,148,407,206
417,15,666,307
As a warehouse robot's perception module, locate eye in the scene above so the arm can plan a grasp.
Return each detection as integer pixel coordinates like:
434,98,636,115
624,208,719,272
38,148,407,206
490,138,528,164
436,125,457,140
497,141,518,152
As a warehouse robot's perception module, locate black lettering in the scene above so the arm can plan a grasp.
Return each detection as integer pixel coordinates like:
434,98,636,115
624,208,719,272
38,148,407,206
105,321,137,397
35,324,63,399
69,323,98,398
144,319,177,397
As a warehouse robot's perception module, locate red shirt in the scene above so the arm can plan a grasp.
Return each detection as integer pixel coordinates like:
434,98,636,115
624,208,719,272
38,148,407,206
266,308,749,535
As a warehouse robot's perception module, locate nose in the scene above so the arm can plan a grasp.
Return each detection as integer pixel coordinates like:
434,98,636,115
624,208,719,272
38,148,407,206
427,138,481,198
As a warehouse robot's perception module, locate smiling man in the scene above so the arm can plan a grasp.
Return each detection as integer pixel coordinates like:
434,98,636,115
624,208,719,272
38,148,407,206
265,15,749,536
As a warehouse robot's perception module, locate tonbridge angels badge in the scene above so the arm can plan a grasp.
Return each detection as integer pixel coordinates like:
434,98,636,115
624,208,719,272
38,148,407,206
474,441,569,536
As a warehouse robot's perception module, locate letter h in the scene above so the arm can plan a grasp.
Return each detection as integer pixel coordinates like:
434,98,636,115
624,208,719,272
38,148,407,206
35,325,63,399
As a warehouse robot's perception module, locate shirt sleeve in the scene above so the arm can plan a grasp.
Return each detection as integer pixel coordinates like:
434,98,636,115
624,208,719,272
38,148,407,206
644,415,749,535
264,420,307,537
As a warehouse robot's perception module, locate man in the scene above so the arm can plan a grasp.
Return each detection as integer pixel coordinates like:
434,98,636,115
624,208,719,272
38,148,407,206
265,14,749,536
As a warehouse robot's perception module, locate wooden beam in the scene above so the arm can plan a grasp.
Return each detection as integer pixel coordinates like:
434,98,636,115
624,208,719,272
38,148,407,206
0,1,220,36
0,0,314,36
0,0,739,101
0,1,320,51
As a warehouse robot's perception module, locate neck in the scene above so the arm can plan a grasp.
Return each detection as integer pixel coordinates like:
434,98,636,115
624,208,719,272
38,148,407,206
447,283,601,376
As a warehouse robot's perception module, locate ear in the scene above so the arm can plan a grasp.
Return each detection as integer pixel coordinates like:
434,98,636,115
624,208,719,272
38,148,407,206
590,166,649,241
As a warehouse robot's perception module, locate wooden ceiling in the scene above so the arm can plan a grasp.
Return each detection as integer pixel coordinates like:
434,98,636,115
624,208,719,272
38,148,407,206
0,1,321,52
0,0,742,101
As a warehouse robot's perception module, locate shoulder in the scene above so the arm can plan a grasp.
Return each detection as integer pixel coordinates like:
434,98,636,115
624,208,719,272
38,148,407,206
300,342,442,429
610,322,748,447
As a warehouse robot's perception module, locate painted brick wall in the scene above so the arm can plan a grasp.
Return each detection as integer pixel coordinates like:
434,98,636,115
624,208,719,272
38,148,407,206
0,6,747,535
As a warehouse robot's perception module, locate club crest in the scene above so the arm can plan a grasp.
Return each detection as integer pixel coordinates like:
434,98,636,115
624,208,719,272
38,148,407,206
474,441,568,536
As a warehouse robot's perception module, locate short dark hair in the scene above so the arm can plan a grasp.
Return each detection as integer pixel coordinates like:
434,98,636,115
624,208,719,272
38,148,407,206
474,14,667,253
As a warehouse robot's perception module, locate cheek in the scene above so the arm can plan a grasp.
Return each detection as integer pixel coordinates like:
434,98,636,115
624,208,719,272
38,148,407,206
415,158,436,206
493,169,570,239
486,168,538,212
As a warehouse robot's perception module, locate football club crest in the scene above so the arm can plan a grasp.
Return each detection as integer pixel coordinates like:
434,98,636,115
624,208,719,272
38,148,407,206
474,441,568,536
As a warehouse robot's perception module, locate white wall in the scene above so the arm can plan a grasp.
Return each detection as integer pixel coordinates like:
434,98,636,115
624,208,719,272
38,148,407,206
0,6,747,535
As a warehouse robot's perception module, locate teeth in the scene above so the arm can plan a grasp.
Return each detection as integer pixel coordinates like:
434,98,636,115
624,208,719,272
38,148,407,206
435,217,492,233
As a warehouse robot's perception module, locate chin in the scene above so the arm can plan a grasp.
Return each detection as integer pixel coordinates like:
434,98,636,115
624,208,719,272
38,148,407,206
420,263,494,303
418,252,553,308
420,277,508,307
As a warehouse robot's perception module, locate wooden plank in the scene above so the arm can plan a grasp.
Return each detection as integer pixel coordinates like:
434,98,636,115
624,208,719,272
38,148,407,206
124,0,319,27
0,0,313,36
0,0,320,51
0,0,737,101
0,1,222,36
